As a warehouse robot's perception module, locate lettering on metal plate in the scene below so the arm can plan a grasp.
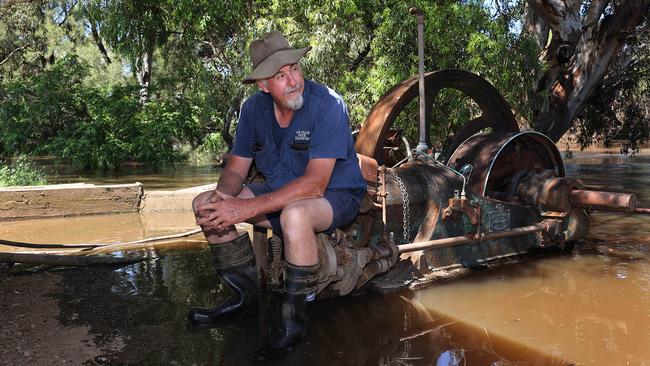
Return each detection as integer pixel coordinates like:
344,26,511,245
488,205,511,232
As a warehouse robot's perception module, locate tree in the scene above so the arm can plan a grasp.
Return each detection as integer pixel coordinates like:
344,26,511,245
525,0,650,144
3,0,647,168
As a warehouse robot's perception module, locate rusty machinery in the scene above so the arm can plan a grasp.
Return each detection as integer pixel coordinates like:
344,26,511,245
251,10,650,298
249,71,648,297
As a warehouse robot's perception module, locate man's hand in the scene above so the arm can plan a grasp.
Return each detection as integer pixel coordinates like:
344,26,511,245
195,191,222,219
196,190,255,230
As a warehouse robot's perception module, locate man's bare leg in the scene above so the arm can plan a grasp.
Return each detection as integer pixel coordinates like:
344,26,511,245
252,198,332,361
279,198,333,266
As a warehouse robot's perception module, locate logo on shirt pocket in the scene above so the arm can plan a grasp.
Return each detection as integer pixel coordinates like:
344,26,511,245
295,130,310,142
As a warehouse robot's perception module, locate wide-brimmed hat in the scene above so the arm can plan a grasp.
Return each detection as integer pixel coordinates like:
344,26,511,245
242,30,311,84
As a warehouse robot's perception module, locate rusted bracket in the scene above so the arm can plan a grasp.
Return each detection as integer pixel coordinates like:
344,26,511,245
441,197,481,225
538,218,563,246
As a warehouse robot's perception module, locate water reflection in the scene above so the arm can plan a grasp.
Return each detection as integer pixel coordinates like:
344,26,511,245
35,160,221,190
42,247,571,365
259,289,566,365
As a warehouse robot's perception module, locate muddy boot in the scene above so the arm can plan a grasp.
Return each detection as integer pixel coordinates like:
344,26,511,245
188,233,259,324
250,262,319,362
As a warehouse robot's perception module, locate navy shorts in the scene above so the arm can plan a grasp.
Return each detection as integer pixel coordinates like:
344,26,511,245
247,183,363,236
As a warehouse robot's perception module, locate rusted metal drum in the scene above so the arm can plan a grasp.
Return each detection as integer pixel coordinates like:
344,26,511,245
447,131,565,197
382,162,462,243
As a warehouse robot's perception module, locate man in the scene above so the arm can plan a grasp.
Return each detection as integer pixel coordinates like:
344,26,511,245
188,30,366,360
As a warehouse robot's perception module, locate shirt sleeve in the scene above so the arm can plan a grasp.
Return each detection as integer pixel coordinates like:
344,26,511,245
309,97,350,160
231,99,255,158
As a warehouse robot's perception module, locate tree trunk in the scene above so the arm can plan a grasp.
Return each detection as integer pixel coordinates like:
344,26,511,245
222,93,243,152
526,0,650,142
85,6,112,66
136,49,152,104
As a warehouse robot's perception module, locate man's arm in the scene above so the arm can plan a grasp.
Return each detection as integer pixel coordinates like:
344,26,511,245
196,158,335,230
216,155,253,196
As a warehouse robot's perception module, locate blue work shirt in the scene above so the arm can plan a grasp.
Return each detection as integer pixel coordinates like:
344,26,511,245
231,79,366,198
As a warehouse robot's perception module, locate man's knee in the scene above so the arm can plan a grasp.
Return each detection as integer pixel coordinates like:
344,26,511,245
279,202,311,231
192,191,213,216
279,199,332,235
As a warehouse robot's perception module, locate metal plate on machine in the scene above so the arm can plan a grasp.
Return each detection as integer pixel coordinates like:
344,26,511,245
488,206,511,232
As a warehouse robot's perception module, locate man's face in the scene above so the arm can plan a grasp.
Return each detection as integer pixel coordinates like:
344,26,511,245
258,63,305,111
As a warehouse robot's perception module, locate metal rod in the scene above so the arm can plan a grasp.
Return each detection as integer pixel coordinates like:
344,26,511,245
397,224,547,254
634,207,650,214
409,7,428,152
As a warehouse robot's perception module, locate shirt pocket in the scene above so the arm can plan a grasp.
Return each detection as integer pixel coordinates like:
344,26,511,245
289,141,310,177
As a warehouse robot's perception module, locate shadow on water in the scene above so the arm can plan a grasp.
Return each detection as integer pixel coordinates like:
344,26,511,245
48,247,569,365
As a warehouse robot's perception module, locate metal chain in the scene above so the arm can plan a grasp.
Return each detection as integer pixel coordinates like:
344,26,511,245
401,304,413,360
388,169,411,243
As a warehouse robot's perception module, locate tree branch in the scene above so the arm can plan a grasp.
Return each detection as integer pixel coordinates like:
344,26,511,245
0,44,28,66
533,0,650,141
89,20,112,64
523,2,550,51
526,0,582,43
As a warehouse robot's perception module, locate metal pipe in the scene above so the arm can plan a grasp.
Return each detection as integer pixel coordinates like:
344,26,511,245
409,7,429,152
569,190,637,212
397,223,548,254
634,206,650,214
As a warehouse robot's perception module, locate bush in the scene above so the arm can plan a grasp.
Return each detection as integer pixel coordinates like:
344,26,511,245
0,156,48,187
0,56,207,169
190,132,228,163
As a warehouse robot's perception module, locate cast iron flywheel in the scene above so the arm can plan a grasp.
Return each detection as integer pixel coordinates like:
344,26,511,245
354,69,519,164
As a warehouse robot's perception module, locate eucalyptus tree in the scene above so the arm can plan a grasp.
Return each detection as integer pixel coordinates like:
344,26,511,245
524,0,650,149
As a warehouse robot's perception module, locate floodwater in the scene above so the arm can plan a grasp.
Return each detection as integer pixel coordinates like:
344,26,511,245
1,152,650,365
35,160,220,190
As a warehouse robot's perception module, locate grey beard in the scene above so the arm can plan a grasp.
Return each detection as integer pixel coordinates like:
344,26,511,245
286,94,304,111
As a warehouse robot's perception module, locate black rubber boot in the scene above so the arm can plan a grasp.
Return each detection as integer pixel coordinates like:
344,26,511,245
250,262,319,362
188,233,259,324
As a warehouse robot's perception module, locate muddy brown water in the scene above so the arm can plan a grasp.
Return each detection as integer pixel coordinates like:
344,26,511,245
1,154,650,365
35,161,221,190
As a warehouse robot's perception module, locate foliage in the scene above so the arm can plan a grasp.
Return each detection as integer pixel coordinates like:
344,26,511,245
0,55,202,169
0,3,47,82
571,22,650,153
252,0,539,150
1,0,647,172
190,132,229,162
0,156,48,186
